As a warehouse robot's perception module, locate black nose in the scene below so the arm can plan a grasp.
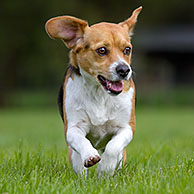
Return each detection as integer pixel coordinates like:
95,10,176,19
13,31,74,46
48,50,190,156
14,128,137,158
116,64,130,78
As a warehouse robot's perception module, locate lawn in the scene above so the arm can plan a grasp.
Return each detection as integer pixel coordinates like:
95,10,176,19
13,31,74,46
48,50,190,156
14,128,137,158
0,107,194,194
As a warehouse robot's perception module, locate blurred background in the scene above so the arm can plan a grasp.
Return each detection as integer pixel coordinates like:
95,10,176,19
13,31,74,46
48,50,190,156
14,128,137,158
1,0,194,109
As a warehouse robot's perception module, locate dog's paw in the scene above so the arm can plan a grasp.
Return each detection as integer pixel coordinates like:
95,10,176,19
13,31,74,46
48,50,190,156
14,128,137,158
84,155,101,168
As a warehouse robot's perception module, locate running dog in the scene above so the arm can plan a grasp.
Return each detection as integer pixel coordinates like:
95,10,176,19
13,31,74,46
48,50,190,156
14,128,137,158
45,6,142,175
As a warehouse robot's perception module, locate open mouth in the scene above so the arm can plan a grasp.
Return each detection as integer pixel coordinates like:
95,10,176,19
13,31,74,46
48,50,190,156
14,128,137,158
97,75,123,95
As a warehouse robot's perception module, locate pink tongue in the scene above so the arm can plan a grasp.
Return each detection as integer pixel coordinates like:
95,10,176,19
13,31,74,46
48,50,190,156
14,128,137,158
106,80,123,92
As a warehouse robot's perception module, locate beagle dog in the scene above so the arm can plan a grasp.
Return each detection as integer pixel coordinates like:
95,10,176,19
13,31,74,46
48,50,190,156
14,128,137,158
45,6,142,175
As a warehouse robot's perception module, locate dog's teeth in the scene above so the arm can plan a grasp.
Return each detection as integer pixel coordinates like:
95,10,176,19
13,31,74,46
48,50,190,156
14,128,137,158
107,82,112,89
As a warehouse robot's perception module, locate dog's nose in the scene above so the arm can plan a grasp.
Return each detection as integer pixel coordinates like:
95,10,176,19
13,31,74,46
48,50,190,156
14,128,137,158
116,64,130,78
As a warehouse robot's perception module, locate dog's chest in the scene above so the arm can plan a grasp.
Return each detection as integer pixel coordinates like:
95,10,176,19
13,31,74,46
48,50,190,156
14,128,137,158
84,93,133,149
84,93,121,126
65,75,134,148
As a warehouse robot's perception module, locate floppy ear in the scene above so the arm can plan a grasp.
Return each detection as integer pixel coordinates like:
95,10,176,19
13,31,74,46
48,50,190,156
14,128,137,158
119,6,142,36
45,16,88,48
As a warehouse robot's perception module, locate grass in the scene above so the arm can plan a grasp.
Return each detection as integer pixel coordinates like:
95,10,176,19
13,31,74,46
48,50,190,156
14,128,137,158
0,107,194,194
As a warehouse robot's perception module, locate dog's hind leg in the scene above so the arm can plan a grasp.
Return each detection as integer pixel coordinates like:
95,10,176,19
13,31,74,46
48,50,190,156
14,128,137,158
123,148,127,165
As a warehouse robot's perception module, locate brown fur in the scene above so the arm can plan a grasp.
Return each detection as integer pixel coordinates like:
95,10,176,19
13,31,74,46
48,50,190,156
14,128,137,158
74,23,133,84
129,79,136,135
46,7,142,90
123,148,127,165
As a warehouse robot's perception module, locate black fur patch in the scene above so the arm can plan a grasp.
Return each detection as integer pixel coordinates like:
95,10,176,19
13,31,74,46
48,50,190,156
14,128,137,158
58,84,64,122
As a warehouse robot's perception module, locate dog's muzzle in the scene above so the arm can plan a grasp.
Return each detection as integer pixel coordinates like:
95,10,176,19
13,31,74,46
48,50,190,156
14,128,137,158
97,63,132,95
97,75,123,95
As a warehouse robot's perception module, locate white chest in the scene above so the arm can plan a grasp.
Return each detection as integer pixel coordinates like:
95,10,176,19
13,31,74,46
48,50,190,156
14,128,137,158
65,74,134,148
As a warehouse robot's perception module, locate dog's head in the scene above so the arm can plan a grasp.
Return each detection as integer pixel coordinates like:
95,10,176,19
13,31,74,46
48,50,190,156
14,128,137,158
46,7,142,95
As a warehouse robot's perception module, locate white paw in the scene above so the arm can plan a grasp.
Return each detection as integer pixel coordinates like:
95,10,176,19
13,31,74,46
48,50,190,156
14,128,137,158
97,151,123,175
97,155,118,175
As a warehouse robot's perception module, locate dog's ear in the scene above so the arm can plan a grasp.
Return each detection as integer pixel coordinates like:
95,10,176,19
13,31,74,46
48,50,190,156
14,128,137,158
45,16,88,48
119,6,142,36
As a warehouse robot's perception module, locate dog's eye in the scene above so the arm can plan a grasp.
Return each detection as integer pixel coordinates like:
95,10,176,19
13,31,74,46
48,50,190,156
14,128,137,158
123,47,131,55
96,47,108,56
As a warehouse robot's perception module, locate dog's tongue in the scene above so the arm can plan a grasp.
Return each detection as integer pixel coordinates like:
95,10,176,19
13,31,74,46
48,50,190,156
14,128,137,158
106,80,123,93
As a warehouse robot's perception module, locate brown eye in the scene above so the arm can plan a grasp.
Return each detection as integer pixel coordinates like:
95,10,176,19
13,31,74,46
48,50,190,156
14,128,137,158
96,47,108,56
123,47,131,55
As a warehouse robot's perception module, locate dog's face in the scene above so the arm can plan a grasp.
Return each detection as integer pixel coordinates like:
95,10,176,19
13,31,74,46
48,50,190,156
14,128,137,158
46,7,142,95
76,23,133,95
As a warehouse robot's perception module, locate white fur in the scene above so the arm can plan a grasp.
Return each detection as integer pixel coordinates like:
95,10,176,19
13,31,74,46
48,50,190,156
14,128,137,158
65,67,134,175
71,148,87,175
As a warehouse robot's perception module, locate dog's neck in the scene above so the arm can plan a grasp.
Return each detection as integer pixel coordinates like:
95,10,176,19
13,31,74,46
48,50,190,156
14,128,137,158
69,50,81,75
79,66,101,90
69,64,81,76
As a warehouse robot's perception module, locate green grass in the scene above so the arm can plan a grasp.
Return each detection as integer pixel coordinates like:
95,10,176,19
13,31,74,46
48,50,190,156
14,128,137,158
0,107,194,194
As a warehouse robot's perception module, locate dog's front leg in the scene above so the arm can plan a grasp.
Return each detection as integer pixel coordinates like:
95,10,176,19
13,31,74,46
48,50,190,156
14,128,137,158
67,126,101,172
97,126,133,175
